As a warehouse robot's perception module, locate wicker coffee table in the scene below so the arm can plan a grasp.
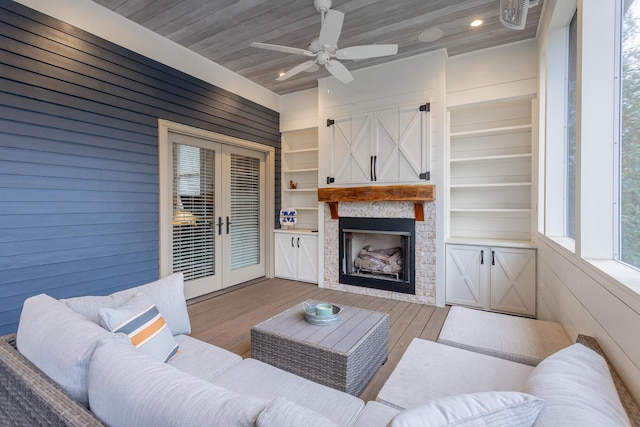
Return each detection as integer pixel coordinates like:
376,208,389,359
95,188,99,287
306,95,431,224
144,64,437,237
251,300,389,396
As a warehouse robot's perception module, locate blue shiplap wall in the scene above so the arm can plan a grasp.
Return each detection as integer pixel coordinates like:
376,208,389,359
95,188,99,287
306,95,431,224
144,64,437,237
0,1,281,334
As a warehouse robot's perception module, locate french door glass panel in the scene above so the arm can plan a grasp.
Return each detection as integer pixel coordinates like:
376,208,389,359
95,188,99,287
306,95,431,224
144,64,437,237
170,133,265,298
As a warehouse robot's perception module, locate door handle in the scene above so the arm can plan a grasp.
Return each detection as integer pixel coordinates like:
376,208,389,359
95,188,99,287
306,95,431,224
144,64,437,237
370,156,374,181
492,250,495,266
226,216,232,234
217,217,223,235
373,155,377,181
291,236,295,247
297,237,300,248
480,250,484,265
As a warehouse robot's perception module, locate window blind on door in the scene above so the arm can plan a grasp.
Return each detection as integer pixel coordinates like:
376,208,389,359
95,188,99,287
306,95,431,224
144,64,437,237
230,153,260,271
172,144,215,280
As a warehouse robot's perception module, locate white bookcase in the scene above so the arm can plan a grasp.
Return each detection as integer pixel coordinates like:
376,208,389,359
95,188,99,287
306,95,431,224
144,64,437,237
281,128,318,231
448,97,534,243
446,97,537,316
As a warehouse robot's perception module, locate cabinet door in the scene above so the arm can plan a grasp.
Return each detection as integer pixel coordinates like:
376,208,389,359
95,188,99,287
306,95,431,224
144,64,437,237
331,113,372,184
274,233,297,280
445,245,488,308
490,247,536,316
296,235,318,283
374,105,429,183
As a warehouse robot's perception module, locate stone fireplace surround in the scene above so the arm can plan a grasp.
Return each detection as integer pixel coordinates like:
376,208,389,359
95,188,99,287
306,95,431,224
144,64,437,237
322,200,436,305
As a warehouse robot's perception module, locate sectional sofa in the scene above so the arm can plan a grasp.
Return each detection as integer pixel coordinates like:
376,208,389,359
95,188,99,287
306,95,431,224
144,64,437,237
0,273,638,426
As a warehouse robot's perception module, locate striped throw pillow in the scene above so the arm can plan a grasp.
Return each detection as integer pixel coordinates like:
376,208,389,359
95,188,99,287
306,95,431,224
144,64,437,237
99,293,179,363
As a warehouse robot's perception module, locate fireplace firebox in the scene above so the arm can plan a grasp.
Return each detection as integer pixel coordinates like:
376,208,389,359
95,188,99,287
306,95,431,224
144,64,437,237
339,217,415,295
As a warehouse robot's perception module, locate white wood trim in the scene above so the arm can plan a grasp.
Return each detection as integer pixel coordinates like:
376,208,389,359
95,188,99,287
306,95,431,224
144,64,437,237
158,119,276,280
576,0,616,259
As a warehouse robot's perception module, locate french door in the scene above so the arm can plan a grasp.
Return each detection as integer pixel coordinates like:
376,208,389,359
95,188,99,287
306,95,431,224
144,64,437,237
169,132,266,299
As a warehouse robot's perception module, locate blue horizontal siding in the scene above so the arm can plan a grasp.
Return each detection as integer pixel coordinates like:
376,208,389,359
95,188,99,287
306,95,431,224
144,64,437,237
0,1,281,334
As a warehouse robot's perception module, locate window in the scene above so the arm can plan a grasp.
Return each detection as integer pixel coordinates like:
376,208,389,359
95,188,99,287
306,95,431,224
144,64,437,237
565,11,577,239
620,0,640,269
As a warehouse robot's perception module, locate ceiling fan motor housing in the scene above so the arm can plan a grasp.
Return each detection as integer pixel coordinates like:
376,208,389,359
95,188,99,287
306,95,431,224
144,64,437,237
314,0,332,13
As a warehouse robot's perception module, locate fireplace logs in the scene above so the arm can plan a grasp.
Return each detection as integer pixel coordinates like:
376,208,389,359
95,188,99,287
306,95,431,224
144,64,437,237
354,245,402,276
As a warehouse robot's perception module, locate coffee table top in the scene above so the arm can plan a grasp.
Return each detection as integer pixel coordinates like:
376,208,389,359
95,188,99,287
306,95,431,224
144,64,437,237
252,300,388,355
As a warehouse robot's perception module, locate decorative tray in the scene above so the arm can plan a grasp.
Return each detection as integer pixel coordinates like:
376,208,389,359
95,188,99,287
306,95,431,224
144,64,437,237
303,303,343,326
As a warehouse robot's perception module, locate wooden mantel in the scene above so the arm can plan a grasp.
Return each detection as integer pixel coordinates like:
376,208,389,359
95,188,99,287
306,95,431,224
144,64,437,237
317,184,435,221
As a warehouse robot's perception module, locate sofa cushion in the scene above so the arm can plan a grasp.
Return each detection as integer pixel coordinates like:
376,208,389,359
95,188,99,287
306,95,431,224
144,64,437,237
438,306,572,366
256,397,339,427
16,293,112,407
88,336,269,427
99,293,179,363
62,273,190,335
170,334,242,382
524,343,631,426
352,401,400,427
376,338,534,410
388,392,544,427
211,358,365,427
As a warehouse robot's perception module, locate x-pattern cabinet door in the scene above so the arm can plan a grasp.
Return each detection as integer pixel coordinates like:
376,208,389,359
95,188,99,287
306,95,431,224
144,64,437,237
329,103,430,185
490,247,536,316
445,245,488,309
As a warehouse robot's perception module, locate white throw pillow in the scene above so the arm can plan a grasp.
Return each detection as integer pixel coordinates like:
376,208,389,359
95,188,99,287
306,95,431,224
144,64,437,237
99,293,179,363
388,391,544,427
524,343,631,427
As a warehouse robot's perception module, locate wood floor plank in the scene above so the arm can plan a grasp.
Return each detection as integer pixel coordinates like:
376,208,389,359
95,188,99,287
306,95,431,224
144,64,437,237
187,278,449,401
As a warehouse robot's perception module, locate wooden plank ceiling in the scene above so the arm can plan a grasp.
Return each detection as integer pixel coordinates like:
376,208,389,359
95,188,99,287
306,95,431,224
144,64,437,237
91,0,544,95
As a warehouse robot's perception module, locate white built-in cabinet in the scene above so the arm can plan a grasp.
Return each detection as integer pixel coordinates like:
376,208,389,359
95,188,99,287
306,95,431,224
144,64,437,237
446,97,536,316
274,231,318,283
281,128,318,230
445,244,536,316
327,103,430,185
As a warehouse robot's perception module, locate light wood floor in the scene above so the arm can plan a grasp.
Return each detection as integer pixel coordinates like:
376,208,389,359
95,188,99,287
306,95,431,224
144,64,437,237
187,277,450,401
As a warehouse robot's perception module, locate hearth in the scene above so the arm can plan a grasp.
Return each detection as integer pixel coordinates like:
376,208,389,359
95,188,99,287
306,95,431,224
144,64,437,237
339,217,415,294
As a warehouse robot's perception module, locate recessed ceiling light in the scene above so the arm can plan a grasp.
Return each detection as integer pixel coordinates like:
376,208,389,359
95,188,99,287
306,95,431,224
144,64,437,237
470,19,483,27
417,28,444,43
279,72,285,77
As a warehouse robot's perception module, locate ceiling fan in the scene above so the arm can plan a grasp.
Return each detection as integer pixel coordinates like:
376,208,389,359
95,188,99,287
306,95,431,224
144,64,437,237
250,0,398,84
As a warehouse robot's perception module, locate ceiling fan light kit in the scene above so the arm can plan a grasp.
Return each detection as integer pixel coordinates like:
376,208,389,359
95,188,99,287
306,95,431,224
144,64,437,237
500,0,538,30
251,0,398,84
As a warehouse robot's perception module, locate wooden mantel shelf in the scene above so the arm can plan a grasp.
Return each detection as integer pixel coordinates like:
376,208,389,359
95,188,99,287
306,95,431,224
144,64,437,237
317,184,435,221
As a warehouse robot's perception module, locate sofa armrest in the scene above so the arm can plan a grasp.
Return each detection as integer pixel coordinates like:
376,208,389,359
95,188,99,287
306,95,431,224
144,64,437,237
577,335,640,427
0,333,104,426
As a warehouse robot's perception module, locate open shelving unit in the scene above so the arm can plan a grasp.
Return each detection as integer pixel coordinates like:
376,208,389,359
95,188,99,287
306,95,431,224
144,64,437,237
281,128,319,231
448,97,535,244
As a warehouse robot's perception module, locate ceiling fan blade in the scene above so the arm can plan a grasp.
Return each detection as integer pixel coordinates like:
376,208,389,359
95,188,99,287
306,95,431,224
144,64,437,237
336,44,398,60
304,64,321,72
277,60,318,81
250,42,313,57
319,9,344,49
325,59,353,84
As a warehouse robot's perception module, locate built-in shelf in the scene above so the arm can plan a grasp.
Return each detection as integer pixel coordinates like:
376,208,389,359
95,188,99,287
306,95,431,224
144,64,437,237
450,153,532,163
281,128,319,231
283,188,318,193
450,208,532,213
450,182,532,189
449,124,532,138
448,97,534,243
283,148,319,154
283,168,319,173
